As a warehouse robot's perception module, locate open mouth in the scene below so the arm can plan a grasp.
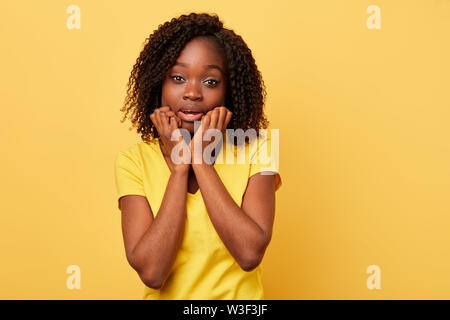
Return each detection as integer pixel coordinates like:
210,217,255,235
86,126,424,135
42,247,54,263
178,110,204,122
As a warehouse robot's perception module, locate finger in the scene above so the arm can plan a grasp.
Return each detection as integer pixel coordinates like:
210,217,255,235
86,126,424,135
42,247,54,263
160,111,170,133
201,113,211,135
150,113,158,127
159,106,171,112
216,107,227,132
158,106,170,127
225,110,233,129
169,116,177,130
152,110,161,129
169,112,182,127
155,109,163,130
203,110,213,127
161,109,181,127
169,117,178,140
165,111,178,129
209,108,219,129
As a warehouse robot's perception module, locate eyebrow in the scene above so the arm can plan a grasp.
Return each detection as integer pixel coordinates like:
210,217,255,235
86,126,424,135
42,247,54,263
174,62,224,74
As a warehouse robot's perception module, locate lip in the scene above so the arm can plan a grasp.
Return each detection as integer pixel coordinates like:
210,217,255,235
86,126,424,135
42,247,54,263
178,106,205,122
178,110,204,122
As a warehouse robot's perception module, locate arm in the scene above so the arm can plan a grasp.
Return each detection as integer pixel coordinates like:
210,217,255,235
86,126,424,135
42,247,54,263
192,162,276,271
119,168,189,289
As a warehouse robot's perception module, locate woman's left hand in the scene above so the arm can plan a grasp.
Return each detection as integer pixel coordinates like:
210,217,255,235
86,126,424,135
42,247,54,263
190,106,232,165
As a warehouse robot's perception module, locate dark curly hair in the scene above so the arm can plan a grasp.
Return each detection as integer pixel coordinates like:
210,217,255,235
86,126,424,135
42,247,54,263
120,12,269,146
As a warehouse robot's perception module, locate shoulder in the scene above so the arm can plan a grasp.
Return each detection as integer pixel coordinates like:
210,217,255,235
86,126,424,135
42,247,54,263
246,131,282,191
116,139,159,162
248,131,274,159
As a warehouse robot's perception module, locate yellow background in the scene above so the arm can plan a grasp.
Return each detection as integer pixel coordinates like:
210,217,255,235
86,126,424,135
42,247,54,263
1,0,449,299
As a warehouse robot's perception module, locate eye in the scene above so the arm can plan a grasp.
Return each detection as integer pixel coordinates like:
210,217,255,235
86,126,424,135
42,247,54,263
171,75,184,82
205,79,219,86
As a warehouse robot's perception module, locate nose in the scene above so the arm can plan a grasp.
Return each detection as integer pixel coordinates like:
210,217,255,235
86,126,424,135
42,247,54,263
183,80,202,101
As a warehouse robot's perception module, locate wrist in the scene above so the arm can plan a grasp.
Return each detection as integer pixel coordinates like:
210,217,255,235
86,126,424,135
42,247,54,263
191,162,213,171
172,165,190,176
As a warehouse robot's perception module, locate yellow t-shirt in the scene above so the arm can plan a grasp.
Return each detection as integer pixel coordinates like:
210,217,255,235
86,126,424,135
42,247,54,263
114,132,282,300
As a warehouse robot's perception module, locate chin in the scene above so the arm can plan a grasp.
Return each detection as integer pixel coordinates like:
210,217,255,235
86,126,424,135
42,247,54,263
181,121,195,134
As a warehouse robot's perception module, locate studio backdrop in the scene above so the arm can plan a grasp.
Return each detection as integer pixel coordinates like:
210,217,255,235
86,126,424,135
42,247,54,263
1,0,449,299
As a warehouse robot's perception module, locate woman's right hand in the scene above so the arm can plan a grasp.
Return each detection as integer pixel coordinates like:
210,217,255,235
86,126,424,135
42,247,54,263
150,106,190,174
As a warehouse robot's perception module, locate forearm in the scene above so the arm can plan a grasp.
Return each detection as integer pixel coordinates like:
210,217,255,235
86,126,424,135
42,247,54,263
132,169,188,287
192,163,267,270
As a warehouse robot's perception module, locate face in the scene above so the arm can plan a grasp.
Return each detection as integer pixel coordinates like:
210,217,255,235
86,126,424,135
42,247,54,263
161,36,227,135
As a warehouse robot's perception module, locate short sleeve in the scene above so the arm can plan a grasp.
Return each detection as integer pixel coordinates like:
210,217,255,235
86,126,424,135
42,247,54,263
248,134,282,192
114,150,146,209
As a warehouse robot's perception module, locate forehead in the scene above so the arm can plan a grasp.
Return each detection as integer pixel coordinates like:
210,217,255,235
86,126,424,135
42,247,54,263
173,37,226,72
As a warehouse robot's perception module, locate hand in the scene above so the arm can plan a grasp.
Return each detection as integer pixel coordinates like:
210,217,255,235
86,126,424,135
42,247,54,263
190,106,233,166
150,106,190,174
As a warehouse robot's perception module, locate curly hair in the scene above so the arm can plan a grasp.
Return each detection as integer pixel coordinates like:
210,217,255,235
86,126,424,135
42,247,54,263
120,12,269,146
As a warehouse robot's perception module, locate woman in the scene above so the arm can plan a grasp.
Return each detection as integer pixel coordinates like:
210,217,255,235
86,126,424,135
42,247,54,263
115,12,282,299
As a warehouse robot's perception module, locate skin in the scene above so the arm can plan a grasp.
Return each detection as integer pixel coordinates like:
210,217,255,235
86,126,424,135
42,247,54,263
119,36,277,289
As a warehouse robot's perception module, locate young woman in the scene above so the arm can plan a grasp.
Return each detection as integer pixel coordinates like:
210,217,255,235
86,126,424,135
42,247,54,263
115,12,282,299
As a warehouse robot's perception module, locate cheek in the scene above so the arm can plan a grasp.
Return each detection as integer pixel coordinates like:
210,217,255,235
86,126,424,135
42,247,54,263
218,85,227,105
206,88,227,106
161,83,179,106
